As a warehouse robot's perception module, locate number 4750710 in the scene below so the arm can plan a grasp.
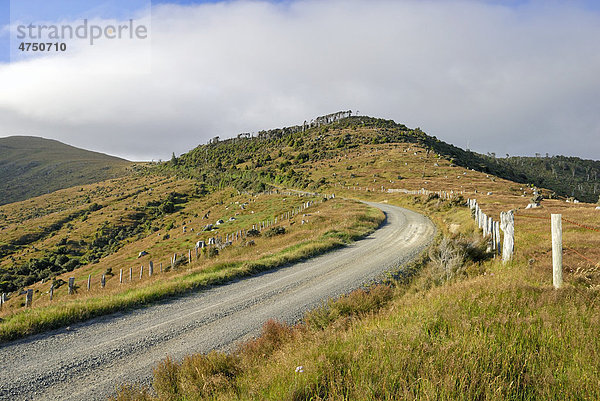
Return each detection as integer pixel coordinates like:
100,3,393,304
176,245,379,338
18,42,67,52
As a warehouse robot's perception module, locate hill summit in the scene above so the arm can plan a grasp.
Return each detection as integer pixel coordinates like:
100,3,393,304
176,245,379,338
166,113,600,203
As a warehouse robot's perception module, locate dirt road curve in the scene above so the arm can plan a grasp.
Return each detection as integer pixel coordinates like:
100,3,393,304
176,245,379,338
0,202,435,400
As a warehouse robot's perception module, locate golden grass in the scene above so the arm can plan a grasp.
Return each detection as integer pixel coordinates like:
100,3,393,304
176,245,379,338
111,189,600,401
0,197,383,342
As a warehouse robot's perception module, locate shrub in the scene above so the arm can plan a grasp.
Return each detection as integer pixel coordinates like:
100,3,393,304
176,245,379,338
428,237,466,285
206,247,219,258
246,229,261,237
264,226,286,237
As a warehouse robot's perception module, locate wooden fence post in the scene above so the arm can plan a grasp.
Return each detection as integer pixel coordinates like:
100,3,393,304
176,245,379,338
140,265,143,280
149,261,153,277
129,267,132,281
188,249,192,265
25,289,33,307
494,222,501,254
101,274,106,288
552,214,563,289
160,262,163,273
50,284,54,301
87,274,91,291
68,277,75,295
500,210,514,263
119,269,123,284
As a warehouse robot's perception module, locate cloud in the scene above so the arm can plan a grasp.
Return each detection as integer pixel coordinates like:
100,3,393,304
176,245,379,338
0,0,599,161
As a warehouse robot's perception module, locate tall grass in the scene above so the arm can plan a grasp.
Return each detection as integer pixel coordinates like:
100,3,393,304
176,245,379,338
112,198,600,401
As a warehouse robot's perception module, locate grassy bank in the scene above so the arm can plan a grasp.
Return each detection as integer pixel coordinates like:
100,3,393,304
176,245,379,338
0,199,384,343
112,195,600,400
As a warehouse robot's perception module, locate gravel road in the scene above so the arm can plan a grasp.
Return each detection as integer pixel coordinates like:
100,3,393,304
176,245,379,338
0,202,435,401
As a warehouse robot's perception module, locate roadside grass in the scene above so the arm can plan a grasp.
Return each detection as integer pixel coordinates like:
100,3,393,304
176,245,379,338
111,194,600,401
0,198,383,342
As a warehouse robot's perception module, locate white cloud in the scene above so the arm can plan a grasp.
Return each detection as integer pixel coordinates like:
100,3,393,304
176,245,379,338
0,0,599,161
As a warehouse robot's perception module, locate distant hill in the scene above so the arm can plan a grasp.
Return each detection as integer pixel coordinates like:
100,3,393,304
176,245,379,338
0,136,130,205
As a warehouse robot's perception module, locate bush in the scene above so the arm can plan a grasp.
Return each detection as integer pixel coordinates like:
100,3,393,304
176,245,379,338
246,229,261,237
428,237,466,285
206,247,219,258
264,226,286,237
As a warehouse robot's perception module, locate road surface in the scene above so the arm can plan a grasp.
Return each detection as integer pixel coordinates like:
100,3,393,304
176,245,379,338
0,202,435,400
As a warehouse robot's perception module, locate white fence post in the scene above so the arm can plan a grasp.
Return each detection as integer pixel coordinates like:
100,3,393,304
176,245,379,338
552,214,563,289
500,210,514,263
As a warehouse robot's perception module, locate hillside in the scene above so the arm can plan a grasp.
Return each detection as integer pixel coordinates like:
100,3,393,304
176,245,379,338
0,114,599,400
105,115,600,401
0,136,131,205
163,115,600,202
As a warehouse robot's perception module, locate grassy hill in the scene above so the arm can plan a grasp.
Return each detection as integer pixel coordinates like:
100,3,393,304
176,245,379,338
0,136,131,205
162,116,600,203
1,115,599,399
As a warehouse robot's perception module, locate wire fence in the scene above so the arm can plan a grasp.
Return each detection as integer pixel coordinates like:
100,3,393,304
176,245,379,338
515,213,600,270
1,192,336,311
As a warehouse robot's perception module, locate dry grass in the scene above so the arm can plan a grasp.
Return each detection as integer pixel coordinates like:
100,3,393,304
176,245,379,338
0,194,383,342
111,185,600,401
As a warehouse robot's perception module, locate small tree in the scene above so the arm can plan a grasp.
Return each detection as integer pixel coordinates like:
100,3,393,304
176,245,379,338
531,193,543,204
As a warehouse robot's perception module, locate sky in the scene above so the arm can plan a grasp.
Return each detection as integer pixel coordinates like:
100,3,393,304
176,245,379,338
0,0,599,161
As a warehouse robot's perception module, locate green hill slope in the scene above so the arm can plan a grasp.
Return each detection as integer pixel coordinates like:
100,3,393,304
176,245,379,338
0,136,131,205
163,115,600,202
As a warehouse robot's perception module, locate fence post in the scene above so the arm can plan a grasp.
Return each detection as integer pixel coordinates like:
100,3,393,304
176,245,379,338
25,289,33,307
87,274,91,291
68,277,75,295
160,262,163,273
500,210,514,263
101,274,106,288
494,222,501,254
129,267,132,281
50,284,54,301
149,261,153,277
188,249,192,265
140,265,143,280
552,214,563,289
119,269,123,284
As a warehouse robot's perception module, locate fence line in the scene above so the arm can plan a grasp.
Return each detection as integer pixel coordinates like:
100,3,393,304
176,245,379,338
467,198,512,262
4,192,331,310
